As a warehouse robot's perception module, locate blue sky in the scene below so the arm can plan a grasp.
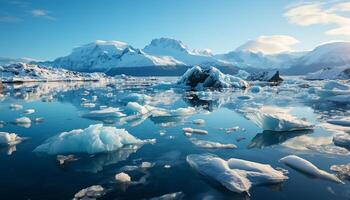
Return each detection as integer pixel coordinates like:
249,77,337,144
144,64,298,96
0,0,350,60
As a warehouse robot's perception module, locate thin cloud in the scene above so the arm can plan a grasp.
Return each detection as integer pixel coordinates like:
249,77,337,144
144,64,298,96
30,9,56,20
285,1,350,36
236,35,299,54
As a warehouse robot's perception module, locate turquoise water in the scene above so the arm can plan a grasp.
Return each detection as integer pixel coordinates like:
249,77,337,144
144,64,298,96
0,80,349,200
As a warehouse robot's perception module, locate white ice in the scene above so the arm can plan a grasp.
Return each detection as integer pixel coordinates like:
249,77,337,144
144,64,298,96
327,117,350,127
333,134,350,149
73,185,105,200
183,127,208,135
34,124,153,154
83,107,126,118
115,172,131,183
24,109,35,114
0,132,23,146
279,155,343,184
245,106,314,131
15,117,31,124
190,138,237,149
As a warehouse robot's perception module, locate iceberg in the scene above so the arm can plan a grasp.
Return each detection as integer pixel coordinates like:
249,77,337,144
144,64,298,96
193,119,205,125
333,134,350,149
186,154,251,193
148,192,184,200
73,185,105,200
83,107,126,118
245,106,314,131
327,117,350,127
34,124,153,154
24,109,35,114
279,155,343,184
330,164,350,180
247,71,283,82
190,138,237,149
9,103,22,110
0,132,24,146
115,172,131,183
187,154,287,194
323,81,349,90
182,128,208,135
227,158,288,184
177,66,248,90
15,117,31,124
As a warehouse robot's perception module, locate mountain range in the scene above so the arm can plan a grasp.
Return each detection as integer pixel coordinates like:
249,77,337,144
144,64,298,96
3,38,350,76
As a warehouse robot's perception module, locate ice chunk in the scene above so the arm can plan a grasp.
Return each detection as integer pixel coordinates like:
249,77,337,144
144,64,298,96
148,192,184,200
333,134,350,149
34,117,44,123
0,132,23,146
9,103,22,110
151,107,196,117
327,117,350,127
326,94,350,103
279,155,343,184
34,124,153,154
330,164,350,180
81,103,96,108
182,127,208,135
306,144,349,156
323,81,349,90
73,185,105,200
24,109,35,114
190,138,237,149
56,154,78,165
15,117,31,124
247,71,283,82
227,158,288,184
177,66,248,90
83,107,126,118
115,172,131,183
124,102,154,115
186,154,251,193
245,106,314,131
193,119,205,125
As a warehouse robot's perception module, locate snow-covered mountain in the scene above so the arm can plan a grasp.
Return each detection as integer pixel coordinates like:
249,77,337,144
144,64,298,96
284,42,350,75
39,40,184,72
0,63,105,82
143,38,229,66
0,57,42,66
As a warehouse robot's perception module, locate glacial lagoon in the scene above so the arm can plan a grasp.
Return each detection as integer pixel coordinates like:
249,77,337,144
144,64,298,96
0,77,349,200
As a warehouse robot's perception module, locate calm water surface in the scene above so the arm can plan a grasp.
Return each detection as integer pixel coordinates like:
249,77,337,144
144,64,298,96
0,78,349,200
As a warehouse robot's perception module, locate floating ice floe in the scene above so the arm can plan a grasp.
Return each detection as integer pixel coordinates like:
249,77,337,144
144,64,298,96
193,119,205,125
279,155,343,184
83,107,126,118
34,124,155,154
187,154,287,194
327,117,350,127
115,172,131,183
9,103,22,110
56,154,78,165
245,106,314,131
0,132,24,146
330,163,350,180
326,94,350,103
124,102,154,115
73,185,105,200
24,109,35,114
34,117,44,123
333,134,350,149
148,192,184,200
81,103,96,108
190,138,237,149
15,117,31,125
182,127,208,135
151,107,196,117
177,66,248,90
323,81,349,90
306,144,350,156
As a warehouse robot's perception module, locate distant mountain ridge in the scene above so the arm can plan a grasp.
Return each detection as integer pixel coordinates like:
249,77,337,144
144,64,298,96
2,38,350,76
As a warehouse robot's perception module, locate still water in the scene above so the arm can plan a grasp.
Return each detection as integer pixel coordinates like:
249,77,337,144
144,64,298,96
0,78,349,200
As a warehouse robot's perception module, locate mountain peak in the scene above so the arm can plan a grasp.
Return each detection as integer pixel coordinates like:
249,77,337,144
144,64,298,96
144,38,189,54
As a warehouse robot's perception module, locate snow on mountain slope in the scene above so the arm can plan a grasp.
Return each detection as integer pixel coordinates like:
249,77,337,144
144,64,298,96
0,57,42,66
217,50,305,69
143,38,230,66
40,40,184,72
0,63,105,82
285,42,350,75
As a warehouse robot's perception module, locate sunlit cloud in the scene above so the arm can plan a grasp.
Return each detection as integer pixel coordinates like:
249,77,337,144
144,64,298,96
285,1,350,36
236,35,299,54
